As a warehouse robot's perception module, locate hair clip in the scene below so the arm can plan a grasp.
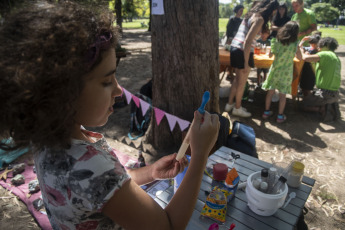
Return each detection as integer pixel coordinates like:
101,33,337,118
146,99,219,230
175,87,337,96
85,30,112,69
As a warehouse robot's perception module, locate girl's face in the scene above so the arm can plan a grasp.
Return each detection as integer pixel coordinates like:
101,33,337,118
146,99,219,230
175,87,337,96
310,43,318,50
278,7,285,16
74,48,122,127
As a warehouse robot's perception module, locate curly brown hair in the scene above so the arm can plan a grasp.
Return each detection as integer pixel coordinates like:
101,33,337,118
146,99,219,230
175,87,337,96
0,1,118,151
277,21,299,45
318,37,339,52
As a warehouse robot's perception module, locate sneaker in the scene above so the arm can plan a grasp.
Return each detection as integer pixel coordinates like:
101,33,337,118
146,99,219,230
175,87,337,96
277,114,287,123
232,107,252,117
262,110,273,119
224,103,235,112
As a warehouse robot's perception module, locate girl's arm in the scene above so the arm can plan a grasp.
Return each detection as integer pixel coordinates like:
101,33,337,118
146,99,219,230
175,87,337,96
243,15,264,69
271,21,279,31
298,40,320,63
299,23,317,38
126,153,188,186
102,111,220,230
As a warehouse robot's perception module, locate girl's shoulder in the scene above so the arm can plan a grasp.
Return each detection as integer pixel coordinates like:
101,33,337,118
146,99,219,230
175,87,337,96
248,15,264,28
251,14,264,23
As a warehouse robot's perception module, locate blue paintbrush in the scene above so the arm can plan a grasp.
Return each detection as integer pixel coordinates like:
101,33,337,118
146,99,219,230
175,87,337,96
176,91,210,160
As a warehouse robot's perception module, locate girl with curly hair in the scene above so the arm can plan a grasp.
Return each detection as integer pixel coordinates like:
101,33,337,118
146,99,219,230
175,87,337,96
261,21,300,123
0,1,219,229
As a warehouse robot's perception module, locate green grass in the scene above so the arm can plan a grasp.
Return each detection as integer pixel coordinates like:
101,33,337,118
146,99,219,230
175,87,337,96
318,25,345,45
120,19,149,29
219,18,228,34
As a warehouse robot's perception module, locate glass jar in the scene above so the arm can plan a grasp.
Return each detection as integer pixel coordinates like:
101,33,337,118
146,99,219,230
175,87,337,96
287,161,305,188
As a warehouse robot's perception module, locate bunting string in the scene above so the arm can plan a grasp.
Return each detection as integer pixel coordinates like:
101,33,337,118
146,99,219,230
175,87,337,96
122,87,191,132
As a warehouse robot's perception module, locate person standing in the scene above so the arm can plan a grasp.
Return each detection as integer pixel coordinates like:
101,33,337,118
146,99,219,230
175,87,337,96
261,21,300,123
299,34,321,97
291,0,317,42
224,0,279,117
270,2,290,38
225,4,244,81
226,5,244,43
256,27,271,87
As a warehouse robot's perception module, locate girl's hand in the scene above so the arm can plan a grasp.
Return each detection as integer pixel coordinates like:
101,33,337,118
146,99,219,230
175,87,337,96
187,111,219,160
299,36,310,47
151,153,189,180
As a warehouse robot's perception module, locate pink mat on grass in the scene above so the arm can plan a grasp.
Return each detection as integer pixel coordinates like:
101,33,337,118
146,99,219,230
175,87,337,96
0,162,52,230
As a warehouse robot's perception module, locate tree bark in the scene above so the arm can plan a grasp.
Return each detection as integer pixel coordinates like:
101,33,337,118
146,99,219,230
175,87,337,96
115,0,123,33
148,0,152,32
147,0,219,154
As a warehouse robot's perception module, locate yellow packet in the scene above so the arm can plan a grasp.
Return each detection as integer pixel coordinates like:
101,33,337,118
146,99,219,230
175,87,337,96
201,187,227,223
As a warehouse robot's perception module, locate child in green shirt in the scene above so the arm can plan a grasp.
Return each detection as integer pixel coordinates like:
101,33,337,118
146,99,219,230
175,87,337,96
298,37,341,119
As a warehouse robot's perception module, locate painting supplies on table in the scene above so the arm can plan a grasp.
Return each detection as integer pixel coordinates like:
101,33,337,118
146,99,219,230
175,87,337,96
246,171,288,216
223,168,240,202
201,186,227,223
212,163,228,181
176,91,210,160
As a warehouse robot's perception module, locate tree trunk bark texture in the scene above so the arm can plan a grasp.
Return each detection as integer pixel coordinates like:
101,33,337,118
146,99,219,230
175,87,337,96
115,0,122,32
148,0,220,153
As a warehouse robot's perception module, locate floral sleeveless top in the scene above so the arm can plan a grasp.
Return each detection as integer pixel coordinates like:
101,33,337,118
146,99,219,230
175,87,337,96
34,130,129,230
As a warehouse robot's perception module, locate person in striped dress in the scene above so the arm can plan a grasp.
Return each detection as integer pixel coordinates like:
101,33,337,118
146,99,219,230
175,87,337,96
225,0,279,118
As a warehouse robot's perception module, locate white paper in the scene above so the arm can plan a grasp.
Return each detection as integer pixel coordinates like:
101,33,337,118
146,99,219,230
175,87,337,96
152,0,164,15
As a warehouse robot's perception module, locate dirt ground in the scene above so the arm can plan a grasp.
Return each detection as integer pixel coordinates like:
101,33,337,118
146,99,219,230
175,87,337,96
1,29,345,229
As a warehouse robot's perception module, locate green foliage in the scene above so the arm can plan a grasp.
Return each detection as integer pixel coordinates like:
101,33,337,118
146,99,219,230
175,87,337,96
311,3,340,22
328,0,345,12
110,0,149,19
219,3,233,18
134,0,150,18
218,1,249,19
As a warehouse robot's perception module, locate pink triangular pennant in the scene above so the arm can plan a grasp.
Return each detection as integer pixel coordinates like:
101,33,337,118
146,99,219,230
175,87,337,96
140,99,151,116
123,88,132,104
132,95,140,108
154,108,165,126
177,118,190,132
165,113,177,132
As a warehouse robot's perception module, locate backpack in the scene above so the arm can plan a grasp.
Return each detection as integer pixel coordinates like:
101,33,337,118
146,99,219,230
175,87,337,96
128,93,152,140
226,121,258,158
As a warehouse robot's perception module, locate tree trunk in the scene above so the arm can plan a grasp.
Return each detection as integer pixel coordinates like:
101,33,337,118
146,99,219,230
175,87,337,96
115,0,122,32
148,0,152,32
147,0,219,155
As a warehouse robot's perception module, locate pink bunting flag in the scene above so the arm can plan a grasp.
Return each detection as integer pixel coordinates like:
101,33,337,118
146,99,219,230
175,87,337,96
177,118,190,132
154,108,165,126
132,95,140,108
140,99,151,116
165,113,178,132
123,88,132,104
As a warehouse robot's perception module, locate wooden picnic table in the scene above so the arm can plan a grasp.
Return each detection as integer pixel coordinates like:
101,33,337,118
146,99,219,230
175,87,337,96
219,48,304,98
144,146,315,230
